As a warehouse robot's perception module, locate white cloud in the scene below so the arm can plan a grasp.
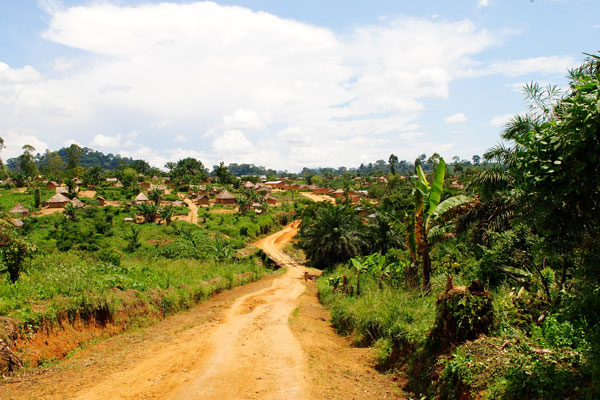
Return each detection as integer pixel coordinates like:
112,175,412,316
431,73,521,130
53,56,77,71
222,109,265,130
466,55,577,78
89,133,122,148
477,0,491,8
174,135,186,143
0,130,49,159
0,2,574,170
489,113,514,127
445,112,468,123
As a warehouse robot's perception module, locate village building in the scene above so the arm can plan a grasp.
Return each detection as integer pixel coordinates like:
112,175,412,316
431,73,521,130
114,180,124,188
70,198,84,208
171,200,186,207
332,188,345,198
46,181,60,190
106,177,118,184
263,195,277,205
139,182,151,190
10,203,29,217
215,190,236,205
134,192,150,204
56,186,68,194
47,193,70,208
312,187,329,195
265,180,286,189
196,195,210,206
11,218,24,228
96,196,106,206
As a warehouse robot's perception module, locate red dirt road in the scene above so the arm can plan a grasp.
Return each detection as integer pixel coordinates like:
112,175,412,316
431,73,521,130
1,224,404,400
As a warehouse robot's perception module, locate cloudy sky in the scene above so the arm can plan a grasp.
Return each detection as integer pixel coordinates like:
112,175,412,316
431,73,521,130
1,0,598,171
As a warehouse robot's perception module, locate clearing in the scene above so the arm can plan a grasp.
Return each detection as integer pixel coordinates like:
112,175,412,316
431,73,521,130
0,225,404,399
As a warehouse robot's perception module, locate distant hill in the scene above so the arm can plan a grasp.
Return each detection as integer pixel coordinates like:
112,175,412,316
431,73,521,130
6,147,141,171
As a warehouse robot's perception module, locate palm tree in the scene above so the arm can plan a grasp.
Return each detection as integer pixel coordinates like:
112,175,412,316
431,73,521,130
159,205,174,225
136,202,159,223
298,203,369,268
64,203,77,222
149,187,162,205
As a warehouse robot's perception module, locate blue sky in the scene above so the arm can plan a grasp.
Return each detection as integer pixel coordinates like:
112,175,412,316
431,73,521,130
0,0,598,171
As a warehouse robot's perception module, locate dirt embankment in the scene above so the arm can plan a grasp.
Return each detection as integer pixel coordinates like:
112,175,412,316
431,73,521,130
301,191,336,204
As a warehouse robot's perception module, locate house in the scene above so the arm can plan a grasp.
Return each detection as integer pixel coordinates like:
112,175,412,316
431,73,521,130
56,186,68,194
73,178,83,185
312,187,329,195
11,218,24,228
172,200,186,207
114,180,124,188
46,181,60,190
139,182,151,190
265,180,286,189
149,184,167,193
215,190,236,205
289,183,301,190
332,188,345,198
134,192,150,204
71,198,85,208
106,177,118,184
195,195,210,206
10,203,29,217
47,193,70,208
243,181,256,189
263,195,277,205
96,196,106,206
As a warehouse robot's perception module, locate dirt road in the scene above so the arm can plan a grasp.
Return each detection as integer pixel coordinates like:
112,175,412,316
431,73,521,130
1,224,403,400
300,192,336,204
181,195,198,224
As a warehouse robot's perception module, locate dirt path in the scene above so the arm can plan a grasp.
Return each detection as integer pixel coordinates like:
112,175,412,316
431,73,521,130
301,191,336,204
1,225,404,400
181,195,198,224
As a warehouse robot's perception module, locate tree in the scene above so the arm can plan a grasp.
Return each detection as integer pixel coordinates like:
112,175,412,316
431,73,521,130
213,162,235,184
159,205,174,226
148,187,162,206
0,219,36,282
472,155,481,165
388,154,399,175
136,203,159,223
65,144,83,170
407,159,472,293
122,226,141,252
18,145,38,180
298,203,369,268
64,203,77,222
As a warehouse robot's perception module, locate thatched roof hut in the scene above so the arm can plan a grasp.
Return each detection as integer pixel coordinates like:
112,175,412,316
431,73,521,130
56,186,68,194
96,196,106,206
196,194,209,206
134,192,150,204
46,181,60,190
215,190,236,205
11,218,24,228
71,198,84,208
10,203,29,217
47,193,70,208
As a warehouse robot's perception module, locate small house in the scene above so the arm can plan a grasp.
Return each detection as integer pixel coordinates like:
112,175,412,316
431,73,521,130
47,193,71,208
332,188,345,198
96,196,106,206
114,180,124,188
196,195,210,206
139,182,151,190
263,195,277,205
134,192,150,204
312,188,329,195
46,181,60,190
265,180,285,189
10,203,29,217
71,198,84,208
56,186,68,194
215,190,236,205
11,218,24,228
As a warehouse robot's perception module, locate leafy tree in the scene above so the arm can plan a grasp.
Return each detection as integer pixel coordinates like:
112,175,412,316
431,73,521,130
64,203,77,222
136,203,159,223
18,145,39,180
82,165,102,187
388,154,399,175
171,158,208,182
0,219,36,282
213,161,235,184
65,144,83,170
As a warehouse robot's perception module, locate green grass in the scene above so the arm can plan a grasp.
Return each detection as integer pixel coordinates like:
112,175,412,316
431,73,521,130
0,187,55,211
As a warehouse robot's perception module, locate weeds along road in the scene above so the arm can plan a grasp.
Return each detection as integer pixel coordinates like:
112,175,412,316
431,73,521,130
1,222,404,400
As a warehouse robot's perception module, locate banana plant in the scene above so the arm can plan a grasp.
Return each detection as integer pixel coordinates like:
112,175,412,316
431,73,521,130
409,158,473,293
350,257,369,295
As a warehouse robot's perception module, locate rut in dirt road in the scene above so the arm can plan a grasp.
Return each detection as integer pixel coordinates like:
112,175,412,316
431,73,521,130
72,223,310,400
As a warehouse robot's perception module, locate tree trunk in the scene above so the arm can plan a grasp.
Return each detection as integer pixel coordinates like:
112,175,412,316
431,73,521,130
421,243,432,294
